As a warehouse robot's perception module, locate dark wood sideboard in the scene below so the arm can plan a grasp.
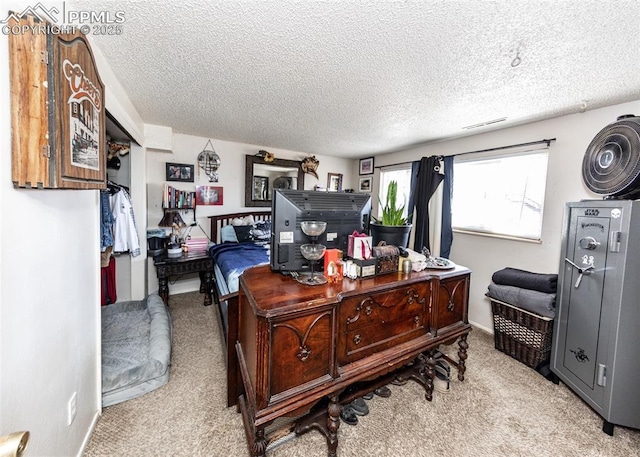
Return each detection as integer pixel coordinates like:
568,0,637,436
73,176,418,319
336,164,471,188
228,264,472,457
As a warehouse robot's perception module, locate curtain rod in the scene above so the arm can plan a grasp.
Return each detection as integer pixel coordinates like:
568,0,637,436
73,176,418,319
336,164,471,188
374,138,556,169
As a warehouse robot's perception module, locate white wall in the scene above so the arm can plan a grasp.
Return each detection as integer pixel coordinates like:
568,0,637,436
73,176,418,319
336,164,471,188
372,100,640,332
0,3,100,454
0,2,145,454
146,132,354,295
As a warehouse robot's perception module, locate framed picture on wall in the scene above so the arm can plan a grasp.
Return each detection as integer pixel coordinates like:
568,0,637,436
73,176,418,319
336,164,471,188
359,157,374,175
196,185,224,205
327,173,343,192
166,162,195,182
358,177,372,192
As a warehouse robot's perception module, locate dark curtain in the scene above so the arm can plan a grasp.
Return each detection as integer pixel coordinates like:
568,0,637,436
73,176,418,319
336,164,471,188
407,161,421,224
412,156,444,253
440,156,454,258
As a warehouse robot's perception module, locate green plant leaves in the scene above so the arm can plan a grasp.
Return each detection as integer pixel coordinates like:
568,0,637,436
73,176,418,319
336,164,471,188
376,180,409,225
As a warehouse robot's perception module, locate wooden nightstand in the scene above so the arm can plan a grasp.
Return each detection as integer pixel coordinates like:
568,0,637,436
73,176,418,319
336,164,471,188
153,250,213,306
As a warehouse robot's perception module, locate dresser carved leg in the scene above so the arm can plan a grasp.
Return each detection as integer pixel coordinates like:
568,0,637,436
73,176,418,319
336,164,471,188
252,428,267,457
457,333,469,381
158,276,169,304
424,351,435,401
327,395,341,457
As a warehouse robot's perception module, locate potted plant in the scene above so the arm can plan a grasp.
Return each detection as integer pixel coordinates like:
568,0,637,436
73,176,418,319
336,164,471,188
370,180,413,248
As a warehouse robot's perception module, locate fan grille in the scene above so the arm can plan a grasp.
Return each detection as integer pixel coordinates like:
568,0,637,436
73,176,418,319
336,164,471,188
582,116,640,198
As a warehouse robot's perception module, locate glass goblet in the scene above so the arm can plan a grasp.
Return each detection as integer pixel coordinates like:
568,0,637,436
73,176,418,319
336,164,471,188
298,243,327,285
300,221,327,238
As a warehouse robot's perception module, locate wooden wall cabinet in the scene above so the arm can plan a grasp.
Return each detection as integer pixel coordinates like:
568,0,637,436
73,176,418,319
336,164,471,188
9,15,106,189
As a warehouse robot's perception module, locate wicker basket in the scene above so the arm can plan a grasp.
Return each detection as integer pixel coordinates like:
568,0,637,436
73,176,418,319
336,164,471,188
489,298,554,369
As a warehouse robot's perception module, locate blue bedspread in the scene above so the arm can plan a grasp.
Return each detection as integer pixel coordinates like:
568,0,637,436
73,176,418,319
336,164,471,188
208,242,270,294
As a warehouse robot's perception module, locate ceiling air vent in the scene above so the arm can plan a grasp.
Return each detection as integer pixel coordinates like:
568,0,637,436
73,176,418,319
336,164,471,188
462,117,507,130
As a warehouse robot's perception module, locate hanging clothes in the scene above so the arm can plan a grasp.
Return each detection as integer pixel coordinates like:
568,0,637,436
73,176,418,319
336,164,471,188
101,255,117,306
100,189,115,251
109,185,141,257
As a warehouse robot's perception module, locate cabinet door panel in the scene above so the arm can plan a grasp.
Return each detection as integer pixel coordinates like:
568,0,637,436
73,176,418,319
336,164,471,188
435,276,469,331
269,311,333,397
9,15,106,189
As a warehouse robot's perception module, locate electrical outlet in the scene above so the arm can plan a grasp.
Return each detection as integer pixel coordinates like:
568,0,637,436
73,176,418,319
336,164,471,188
67,392,77,425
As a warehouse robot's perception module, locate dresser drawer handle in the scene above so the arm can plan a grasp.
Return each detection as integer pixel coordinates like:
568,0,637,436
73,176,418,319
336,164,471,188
414,315,420,325
365,305,372,316
353,334,361,345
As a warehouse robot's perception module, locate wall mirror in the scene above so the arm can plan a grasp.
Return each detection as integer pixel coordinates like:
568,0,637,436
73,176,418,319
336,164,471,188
245,155,304,207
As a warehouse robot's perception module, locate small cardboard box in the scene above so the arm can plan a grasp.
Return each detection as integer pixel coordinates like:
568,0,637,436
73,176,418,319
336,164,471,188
324,249,343,282
353,258,377,278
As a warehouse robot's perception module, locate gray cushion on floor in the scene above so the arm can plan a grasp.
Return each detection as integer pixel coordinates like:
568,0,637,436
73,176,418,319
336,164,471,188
101,293,172,407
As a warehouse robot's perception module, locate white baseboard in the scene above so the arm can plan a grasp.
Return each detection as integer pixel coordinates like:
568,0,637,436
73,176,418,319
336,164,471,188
469,319,493,335
77,410,101,457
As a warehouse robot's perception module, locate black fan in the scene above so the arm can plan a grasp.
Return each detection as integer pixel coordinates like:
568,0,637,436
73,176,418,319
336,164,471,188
582,114,640,199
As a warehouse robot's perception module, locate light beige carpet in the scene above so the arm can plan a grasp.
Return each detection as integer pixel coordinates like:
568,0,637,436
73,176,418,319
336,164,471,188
84,291,640,457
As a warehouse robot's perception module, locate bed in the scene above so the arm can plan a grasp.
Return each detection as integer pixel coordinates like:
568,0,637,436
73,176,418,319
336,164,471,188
101,292,172,407
208,211,271,348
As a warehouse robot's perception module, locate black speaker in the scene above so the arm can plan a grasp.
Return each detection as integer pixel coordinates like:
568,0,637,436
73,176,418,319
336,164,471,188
582,114,640,199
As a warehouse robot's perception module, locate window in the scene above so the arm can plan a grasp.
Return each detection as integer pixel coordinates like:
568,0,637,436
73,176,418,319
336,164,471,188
451,149,549,241
379,166,412,219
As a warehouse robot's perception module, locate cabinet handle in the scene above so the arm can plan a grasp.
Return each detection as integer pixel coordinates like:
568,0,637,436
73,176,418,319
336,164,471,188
414,315,420,325
597,363,606,387
297,345,311,361
353,334,361,345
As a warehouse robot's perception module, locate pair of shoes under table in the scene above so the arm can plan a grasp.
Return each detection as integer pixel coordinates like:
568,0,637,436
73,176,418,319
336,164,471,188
340,397,369,426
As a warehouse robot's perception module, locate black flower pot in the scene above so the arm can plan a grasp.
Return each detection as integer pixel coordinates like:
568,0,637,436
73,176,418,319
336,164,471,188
370,222,412,248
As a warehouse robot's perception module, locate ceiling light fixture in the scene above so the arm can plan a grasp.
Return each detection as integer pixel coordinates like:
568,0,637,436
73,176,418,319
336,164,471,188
462,117,507,130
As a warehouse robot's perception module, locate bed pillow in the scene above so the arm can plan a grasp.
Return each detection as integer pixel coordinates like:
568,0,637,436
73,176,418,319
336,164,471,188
232,220,272,242
231,215,255,226
220,225,238,243
250,220,271,241
233,225,254,242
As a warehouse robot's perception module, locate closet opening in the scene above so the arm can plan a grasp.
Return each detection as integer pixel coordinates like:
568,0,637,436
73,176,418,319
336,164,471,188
103,110,140,304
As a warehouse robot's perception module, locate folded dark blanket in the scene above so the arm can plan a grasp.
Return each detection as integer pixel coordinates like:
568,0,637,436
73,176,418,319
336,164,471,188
487,282,556,318
491,267,558,294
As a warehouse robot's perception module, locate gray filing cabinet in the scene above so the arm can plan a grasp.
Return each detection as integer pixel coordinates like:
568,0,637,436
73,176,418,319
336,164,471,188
551,200,640,435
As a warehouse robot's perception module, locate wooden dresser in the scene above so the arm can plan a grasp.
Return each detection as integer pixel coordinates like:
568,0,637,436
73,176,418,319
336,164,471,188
228,264,471,457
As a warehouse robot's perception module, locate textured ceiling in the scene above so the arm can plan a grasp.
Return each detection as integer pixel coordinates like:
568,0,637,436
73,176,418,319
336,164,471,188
68,0,640,158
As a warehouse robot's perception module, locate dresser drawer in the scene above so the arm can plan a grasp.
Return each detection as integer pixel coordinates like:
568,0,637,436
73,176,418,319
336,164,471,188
340,283,430,332
343,314,425,361
338,282,430,364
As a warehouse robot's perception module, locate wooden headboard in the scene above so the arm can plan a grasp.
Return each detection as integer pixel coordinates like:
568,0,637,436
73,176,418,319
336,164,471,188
208,211,271,243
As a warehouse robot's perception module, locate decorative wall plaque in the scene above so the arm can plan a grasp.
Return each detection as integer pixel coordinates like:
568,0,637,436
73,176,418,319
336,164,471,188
9,14,106,189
